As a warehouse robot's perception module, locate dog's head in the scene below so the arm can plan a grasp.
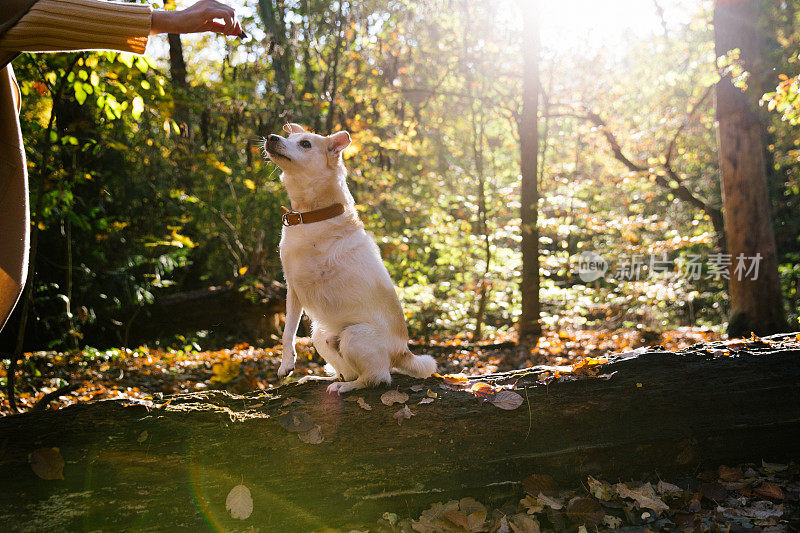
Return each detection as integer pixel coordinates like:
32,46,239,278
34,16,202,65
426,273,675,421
264,123,351,178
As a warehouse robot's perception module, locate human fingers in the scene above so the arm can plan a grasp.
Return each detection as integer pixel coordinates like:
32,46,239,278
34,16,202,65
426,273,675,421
205,8,239,35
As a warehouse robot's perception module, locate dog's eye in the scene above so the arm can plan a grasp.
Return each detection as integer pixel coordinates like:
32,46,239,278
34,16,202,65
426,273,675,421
299,140,312,149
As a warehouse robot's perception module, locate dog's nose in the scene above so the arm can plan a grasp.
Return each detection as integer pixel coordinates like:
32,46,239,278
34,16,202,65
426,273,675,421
268,134,280,143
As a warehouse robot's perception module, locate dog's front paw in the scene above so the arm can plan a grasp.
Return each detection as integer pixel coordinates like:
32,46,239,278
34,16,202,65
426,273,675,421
327,381,358,395
277,359,295,379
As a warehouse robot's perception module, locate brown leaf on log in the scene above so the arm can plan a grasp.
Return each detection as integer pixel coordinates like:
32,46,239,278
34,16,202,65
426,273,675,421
523,474,558,497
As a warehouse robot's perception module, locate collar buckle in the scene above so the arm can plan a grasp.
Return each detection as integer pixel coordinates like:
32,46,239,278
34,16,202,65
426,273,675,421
282,210,303,226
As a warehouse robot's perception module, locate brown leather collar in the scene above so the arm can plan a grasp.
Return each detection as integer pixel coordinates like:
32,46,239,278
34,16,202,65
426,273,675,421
281,203,345,226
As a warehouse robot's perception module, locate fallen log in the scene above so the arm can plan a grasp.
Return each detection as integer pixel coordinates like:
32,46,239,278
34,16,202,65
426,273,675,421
106,280,287,347
0,334,798,531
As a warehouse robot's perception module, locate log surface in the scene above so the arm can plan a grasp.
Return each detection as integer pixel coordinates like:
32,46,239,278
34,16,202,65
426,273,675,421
0,335,799,531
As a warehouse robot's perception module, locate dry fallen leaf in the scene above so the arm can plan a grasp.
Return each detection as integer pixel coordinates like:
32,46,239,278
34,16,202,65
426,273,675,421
443,509,468,528
417,398,434,405
753,481,785,501
29,447,64,480
436,498,487,531
281,397,302,407
356,397,372,411
412,500,460,532
459,497,486,516
298,424,324,444
587,475,614,500
523,474,558,497
435,373,469,385
614,483,669,513
491,390,524,410
466,510,487,531
509,513,540,533
137,430,148,443
536,493,563,510
571,357,609,376
761,460,788,473
226,484,253,520
278,411,317,433
495,516,510,533
565,497,604,527
393,405,414,425
656,480,682,495
381,390,410,405
520,495,544,514
718,465,743,482
722,338,748,349
469,382,497,400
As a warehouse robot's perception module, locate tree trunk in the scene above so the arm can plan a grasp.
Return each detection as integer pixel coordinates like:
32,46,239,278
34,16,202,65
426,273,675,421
259,0,293,99
517,1,542,349
713,0,787,336
324,1,346,133
1,335,798,530
167,33,190,137
167,34,187,88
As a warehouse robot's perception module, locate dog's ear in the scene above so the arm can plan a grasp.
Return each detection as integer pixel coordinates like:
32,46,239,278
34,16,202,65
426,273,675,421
283,123,306,134
327,131,351,157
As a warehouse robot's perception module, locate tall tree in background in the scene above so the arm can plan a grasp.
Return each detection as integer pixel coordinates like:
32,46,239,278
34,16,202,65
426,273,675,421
259,0,293,99
517,1,542,350
713,0,787,336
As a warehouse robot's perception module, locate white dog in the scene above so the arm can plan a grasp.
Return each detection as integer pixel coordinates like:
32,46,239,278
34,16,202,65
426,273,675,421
264,123,436,394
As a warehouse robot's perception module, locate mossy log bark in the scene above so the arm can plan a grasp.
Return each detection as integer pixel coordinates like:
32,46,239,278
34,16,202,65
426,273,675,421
1,335,799,531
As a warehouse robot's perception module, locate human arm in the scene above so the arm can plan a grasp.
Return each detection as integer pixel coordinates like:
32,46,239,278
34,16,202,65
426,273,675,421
0,0,241,55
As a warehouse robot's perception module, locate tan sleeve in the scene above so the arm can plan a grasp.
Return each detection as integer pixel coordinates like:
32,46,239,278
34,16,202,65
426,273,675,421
0,0,152,55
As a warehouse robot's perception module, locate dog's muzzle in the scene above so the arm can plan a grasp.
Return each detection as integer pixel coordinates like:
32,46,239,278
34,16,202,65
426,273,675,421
265,135,291,161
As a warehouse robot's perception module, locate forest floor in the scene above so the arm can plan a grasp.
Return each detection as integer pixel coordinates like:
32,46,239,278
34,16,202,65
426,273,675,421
4,328,800,531
386,459,798,532
0,326,719,416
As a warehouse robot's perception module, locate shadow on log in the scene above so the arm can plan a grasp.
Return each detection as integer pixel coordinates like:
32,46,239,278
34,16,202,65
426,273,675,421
0,334,798,530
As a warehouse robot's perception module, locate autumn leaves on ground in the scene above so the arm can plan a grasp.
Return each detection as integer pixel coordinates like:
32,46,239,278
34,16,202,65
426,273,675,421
0,327,717,415
400,461,797,532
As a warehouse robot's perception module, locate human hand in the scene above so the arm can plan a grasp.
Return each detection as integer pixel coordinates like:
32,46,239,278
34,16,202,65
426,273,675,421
150,0,245,37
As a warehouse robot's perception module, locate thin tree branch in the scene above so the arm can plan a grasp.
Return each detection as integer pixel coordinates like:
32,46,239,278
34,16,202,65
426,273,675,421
651,0,670,45
550,104,726,246
31,382,82,412
665,84,715,168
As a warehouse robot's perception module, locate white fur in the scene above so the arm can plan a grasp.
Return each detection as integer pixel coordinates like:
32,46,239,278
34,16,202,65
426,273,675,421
266,124,436,394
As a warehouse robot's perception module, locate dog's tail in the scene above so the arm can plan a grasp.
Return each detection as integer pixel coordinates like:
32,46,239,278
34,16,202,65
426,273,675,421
394,348,437,378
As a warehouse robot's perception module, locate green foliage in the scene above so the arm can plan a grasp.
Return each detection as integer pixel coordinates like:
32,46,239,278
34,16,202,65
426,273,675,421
10,0,800,349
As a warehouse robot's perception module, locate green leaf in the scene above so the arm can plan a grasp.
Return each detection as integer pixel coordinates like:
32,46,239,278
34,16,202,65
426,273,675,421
74,84,87,105
134,56,149,74
117,52,134,68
